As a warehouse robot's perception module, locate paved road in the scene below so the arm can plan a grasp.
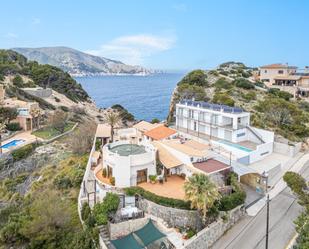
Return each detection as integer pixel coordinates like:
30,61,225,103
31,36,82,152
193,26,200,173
212,161,309,249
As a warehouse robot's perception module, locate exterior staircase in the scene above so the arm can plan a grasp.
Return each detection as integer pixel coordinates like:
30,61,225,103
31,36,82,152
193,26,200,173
246,126,265,144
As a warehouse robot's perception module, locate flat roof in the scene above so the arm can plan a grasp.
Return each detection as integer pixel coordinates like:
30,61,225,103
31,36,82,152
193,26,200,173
133,121,163,133
96,124,111,138
193,159,231,174
178,100,248,115
162,139,208,157
144,126,177,140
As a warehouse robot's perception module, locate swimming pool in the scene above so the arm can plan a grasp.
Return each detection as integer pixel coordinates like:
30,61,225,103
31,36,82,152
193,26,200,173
0,139,25,149
218,140,253,152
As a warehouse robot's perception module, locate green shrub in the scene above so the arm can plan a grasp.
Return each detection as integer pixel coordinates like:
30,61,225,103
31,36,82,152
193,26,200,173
214,78,233,90
95,138,102,151
178,70,208,87
53,174,73,189
242,91,256,101
12,75,23,87
151,118,160,124
60,106,69,112
149,175,157,182
234,78,255,89
268,88,293,101
81,202,91,221
124,186,191,210
255,81,266,88
54,97,61,102
218,191,246,211
93,193,119,225
102,168,107,178
11,143,37,161
186,229,196,239
6,122,21,131
212,92,235,106
110,177,115,186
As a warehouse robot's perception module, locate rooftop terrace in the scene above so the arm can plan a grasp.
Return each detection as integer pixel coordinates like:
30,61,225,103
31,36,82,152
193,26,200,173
109,144,146,156
178,100,246,114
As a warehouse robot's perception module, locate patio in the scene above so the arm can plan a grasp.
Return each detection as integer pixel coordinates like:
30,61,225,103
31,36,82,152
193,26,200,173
95,168,112,185
138,175,186,200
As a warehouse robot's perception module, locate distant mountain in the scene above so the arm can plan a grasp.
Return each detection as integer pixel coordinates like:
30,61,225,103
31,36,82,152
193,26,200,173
12,46,154,77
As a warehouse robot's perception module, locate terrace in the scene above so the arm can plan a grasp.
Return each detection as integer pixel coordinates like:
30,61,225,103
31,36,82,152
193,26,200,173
138,175,186,200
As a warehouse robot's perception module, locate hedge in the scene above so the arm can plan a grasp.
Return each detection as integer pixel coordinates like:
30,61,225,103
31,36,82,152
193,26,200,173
11,143,38,161
6,122,21,131
218,191,246,211
124,186,191,210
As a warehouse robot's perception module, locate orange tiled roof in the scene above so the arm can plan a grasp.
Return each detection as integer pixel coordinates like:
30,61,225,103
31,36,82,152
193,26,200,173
144,126,177,140
260,63,297,69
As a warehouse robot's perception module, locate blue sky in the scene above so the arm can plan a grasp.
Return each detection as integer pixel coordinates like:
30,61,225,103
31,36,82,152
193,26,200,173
1,0,309,70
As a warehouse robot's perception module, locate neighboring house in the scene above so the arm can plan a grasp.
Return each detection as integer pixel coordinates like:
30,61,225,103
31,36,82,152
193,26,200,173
144,125,177,141
175,100,274,165
1,85,41,131
259,63,309,97
133,120,163,134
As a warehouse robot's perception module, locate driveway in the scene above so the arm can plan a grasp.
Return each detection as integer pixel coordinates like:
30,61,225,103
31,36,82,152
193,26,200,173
212,160,309,249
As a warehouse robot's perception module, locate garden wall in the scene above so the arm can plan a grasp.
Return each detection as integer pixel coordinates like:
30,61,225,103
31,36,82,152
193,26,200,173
108,217,149,240
183,205,245,249
137,198,203,231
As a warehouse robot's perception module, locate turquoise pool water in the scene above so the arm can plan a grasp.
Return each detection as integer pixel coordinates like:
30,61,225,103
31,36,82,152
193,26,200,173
0,139,25,149
218,140,253,152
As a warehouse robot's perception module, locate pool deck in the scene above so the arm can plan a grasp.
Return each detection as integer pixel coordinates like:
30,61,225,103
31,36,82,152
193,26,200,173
1,131,40,153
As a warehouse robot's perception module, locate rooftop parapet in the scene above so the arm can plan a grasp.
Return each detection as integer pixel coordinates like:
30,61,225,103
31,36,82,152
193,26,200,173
178,100,246,114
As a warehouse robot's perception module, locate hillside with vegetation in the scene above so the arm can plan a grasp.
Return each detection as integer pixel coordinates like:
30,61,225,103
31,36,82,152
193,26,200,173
167,62,309,142
0,49,90,103
0,121,98,249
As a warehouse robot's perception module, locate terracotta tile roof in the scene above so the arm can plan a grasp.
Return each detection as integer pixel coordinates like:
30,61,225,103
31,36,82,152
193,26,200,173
152,141,183,169
144,126,177,140
133,121,163,133
260,63,297,69
193,159,231,175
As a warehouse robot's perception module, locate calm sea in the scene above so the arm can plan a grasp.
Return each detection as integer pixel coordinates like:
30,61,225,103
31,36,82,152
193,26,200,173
76,73,185,121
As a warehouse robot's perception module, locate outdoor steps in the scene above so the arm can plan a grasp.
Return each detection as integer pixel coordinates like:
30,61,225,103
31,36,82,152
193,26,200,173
100,226,111,247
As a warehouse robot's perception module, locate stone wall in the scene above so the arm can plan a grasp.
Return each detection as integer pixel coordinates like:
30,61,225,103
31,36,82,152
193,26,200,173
108,217,149,240
137,198,203,231
184,206,245,249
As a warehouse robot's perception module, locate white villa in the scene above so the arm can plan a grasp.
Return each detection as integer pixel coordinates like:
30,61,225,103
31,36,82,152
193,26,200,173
175,100,274,165
101,140,157,188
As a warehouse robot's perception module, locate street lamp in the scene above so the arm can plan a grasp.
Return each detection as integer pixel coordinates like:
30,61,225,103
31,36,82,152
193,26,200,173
261,171,269,193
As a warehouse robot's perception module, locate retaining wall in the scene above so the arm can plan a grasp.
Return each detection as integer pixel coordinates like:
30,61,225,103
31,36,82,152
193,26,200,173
137,198,203,231
183,206,245,249
108,217,149,240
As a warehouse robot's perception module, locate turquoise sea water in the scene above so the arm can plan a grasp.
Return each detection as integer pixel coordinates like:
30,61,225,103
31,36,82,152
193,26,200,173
76,73,185,121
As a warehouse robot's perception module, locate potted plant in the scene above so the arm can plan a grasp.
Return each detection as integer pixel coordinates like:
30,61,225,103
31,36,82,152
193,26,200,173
102,168,107,178
149,175,157,184
110,176,115,186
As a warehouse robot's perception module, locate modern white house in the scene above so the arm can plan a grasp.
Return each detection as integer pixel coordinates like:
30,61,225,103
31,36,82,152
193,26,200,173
175,100,274,165
102,140,157,188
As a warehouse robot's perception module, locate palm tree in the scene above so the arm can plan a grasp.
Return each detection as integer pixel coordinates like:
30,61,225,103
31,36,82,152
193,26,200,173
104,111,120,142
184,173,220,219
0,122,6,154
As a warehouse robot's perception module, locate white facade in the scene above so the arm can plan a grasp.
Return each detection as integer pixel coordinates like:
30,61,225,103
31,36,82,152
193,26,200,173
102,141,156,188
175,100,274,165
176,101,250,143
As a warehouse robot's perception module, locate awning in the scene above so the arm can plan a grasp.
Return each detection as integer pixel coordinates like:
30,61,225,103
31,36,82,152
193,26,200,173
110,234,143,249
134,220,166,246
152,141,183,169
232,163,258,177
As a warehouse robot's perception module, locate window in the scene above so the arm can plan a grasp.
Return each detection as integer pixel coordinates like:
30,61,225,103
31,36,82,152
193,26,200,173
194,121,197,131
278,70,284,74
264,70,267,73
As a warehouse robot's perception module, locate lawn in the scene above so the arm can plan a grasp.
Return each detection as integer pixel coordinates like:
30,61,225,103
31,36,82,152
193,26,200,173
32,122,75,140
